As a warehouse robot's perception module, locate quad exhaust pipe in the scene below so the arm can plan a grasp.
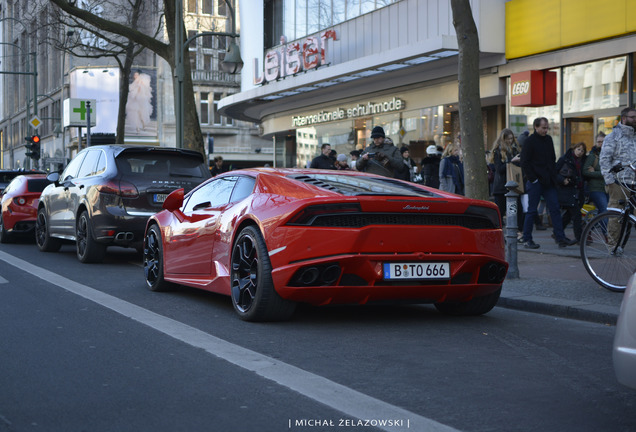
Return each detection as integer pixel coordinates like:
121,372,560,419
293,264,342,286
115,232,134,242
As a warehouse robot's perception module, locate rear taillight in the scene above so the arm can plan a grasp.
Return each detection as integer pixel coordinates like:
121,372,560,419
13,197,27,206
96,180,139,198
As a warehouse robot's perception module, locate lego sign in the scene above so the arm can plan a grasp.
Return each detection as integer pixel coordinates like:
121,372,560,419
254,30,337,85
510,70,557,107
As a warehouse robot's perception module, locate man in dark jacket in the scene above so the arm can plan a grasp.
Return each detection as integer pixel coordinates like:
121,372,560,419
356,126,402,177
520,117,576,249
310,143,336,169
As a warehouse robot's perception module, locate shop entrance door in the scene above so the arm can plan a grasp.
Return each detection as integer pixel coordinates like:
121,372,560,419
565,117,594,154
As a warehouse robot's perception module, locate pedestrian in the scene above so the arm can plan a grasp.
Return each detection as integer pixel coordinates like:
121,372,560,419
310,143,336,169
356,126,402,177
420,144,441,188
395,146,416,181
210,156,226,176
439,142,464,195
349,150,360,170
519,117,576,249
489,128,521,225
329,149,338,168
599,107,636,245
583,132,608,215
335,153,351,170
556,142,587,243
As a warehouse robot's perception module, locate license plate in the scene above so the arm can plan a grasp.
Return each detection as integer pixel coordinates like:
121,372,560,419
383,262,450,280
154,193,169,203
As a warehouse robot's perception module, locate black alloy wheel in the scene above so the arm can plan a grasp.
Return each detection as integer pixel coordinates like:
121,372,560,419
35,207,61,252
230,226,296,322
76,210,107,263
143,224,174,292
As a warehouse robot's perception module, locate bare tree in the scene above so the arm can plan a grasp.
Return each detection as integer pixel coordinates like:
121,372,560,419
450,0,489,201
48,0,225,154
46,0,157,143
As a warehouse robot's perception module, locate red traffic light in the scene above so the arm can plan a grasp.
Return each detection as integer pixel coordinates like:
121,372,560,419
31,135,40,143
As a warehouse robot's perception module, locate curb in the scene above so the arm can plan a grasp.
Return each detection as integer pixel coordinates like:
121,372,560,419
498,293,618,325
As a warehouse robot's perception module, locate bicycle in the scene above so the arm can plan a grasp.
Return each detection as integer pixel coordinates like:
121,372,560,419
580,163,636,292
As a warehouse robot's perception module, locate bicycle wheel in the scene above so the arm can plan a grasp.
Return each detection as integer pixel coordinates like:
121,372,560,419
580,210,636,292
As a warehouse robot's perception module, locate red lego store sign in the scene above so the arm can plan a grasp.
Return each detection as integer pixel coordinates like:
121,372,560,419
510,70,557,107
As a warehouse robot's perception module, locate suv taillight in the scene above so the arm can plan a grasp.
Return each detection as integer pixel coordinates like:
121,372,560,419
96,180,139,198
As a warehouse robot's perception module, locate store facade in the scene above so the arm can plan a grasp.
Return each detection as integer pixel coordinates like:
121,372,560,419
501,0,636,157
220,0,508,168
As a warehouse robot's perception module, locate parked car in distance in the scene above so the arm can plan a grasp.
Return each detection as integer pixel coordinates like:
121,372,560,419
36,145,210,263
0,169,45,194
0,174,51,243
143,168,507,322
614,273,636,389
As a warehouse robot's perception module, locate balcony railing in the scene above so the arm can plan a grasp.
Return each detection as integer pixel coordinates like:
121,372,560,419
191,69,240,86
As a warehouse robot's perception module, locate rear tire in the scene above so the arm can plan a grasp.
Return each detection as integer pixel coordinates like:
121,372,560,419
143,224,174,292
76,210,107,263
0,215,12,244
230,226,296,321
435,287,501,316
35,207,62,252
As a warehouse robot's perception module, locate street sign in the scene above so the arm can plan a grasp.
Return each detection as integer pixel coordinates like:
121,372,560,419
63,98,97,127
29,116,41,129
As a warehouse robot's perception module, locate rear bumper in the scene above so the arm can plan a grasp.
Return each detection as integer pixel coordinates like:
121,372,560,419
272,252,507,306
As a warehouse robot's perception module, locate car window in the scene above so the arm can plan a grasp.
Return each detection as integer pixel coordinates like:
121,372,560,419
61,152,87,181
93,152,106,176
117,152,209,179
27,178,52,193
77,150,101,178
183,177,236,213
230,176,255,203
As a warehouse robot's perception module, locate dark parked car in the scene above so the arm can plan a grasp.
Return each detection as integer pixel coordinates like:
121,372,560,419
35,145,210,263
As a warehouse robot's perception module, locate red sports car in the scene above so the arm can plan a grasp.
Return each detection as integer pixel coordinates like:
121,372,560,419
1,174,51,243
143,168,507,321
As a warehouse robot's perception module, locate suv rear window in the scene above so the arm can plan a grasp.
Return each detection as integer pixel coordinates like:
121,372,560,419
116,153,209,180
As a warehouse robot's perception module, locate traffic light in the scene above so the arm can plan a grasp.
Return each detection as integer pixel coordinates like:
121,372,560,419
25,135,41,160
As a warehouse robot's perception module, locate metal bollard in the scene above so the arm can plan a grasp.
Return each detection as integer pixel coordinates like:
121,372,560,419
504,181,520,278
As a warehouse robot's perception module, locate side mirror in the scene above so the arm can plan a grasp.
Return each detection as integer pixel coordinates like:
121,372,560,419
46,172,60,186
163,188,184,212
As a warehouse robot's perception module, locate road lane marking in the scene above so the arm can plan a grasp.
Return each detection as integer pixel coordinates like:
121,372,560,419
0,275,7,283
0,251,460,432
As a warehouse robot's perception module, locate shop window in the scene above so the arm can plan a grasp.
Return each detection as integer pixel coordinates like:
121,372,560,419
564,57,627,114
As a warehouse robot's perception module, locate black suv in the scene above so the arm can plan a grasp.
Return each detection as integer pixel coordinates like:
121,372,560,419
35,145,210,263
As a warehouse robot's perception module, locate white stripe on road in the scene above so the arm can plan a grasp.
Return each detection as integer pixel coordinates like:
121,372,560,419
0,250,460,432
0,275,8,283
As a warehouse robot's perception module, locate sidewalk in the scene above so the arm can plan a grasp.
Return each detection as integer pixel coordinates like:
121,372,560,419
497,227,624,325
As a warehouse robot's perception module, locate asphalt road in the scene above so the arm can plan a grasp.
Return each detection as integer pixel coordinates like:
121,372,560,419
1,241,635,432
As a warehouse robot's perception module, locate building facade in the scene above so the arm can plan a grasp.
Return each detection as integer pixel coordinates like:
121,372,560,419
0,0,272,172
220,0,636,168
220,0,508,168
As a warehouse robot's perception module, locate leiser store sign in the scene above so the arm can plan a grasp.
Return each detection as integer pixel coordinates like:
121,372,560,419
254,30,337,85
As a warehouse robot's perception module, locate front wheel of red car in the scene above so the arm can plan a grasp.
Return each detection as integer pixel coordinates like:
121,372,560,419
0,215,12,244
231,226,296,322
35,208,62,252
434,287,502,316
76,210,107,263
143,224,174,292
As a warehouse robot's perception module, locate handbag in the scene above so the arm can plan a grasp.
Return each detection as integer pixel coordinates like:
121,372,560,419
506,163,524,193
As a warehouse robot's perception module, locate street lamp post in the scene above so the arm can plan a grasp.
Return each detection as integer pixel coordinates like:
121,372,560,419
174,0,243,149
